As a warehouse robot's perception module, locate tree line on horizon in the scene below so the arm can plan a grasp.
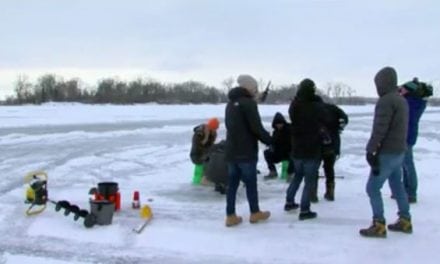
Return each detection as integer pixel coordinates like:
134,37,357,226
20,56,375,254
0,73,424,106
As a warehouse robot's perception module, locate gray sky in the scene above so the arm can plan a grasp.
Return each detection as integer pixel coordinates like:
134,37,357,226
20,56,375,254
0,0,439,99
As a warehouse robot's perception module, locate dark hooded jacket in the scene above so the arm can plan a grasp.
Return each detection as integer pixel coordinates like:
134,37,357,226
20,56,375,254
366,67,408,154
270,112,291,159
324,103,348,155
289,81,329,159
204,140,228,185
225,87,272,162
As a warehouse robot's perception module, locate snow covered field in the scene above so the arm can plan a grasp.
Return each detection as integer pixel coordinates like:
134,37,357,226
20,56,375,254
0,103,439,264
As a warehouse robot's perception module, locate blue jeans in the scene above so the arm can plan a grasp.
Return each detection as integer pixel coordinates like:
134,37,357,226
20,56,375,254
402,146,417,199
286,159,320,212
366,153,410,221
226,162,260,215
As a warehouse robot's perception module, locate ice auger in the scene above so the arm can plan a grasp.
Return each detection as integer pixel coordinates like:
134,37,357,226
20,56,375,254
24,170,96,227
24,171,51,216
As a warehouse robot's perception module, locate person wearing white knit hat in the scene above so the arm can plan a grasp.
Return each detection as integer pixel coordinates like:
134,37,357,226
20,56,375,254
237,74,258,98
224,74,272,227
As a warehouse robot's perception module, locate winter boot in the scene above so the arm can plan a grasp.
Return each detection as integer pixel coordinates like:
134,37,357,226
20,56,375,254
263,170,278,180
387,217,413,234
284,202,299,212
249,211,271,223
299,210,317,220
324,182,335,201
225,214,243,227
359,219,387,238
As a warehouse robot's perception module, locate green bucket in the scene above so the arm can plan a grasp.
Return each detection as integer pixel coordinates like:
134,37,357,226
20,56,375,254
280,160,289,180
192,164,204,185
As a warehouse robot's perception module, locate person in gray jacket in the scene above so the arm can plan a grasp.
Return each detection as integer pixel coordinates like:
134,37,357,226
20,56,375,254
360,66,412,238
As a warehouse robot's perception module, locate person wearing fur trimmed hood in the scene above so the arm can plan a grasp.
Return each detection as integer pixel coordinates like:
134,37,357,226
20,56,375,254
224,74,272,227
263,112,294,180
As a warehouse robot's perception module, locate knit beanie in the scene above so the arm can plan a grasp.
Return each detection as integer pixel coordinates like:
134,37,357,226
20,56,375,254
237,74,258,97
207,118,219,130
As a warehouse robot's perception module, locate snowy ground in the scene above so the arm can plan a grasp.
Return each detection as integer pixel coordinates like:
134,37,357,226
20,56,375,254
0,103,439,264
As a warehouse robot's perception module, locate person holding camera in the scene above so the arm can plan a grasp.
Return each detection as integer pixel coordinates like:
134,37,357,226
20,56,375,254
397,78,430,203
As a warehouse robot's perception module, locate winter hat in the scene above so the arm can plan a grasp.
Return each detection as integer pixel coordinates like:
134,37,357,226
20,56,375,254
237,74,258,97
402,78,419,91
296,78,316,100
207,118,219,130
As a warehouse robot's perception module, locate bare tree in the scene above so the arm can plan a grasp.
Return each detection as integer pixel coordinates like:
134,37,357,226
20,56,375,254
325,82,332,97
14,74,33,103
222,77,235,91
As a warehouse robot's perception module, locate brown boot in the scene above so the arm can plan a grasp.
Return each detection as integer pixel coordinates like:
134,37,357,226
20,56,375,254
324,182,335,201
388,217,413,234
249,211,271,224
225,214,243,227
359,219,387,238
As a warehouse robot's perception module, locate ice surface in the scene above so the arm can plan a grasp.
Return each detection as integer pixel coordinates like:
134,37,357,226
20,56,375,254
0,103,439,264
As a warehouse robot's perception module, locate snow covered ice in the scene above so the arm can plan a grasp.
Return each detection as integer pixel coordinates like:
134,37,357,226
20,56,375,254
0,103,439,264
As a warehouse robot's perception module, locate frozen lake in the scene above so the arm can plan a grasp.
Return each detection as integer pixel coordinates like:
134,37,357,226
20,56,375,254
0,103,439,264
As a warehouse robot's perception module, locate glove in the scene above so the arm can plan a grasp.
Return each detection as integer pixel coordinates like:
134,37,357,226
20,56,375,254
366,152,380,176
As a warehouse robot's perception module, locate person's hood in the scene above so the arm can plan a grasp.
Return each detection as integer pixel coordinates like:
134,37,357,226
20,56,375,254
374,67,398,97
271,112,287,129
296,78,316,101
228,87,253,101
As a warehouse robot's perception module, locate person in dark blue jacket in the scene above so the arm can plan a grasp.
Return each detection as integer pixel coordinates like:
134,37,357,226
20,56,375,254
398,78,428,203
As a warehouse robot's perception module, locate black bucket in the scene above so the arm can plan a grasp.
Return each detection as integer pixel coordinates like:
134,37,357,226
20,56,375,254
90,200,115,225
97,182,118,198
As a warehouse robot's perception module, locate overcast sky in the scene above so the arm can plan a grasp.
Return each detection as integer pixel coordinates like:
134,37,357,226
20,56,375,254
0,0,439,98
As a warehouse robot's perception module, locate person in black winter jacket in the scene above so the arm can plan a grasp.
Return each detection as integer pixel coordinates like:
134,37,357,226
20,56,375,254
263,112,294,180
316,103,348,201
204,140,228,194
284,78,329,220
224,74,272,227
303,96,348,202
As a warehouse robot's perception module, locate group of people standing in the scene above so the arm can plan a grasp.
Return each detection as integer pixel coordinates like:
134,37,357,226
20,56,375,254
190,67,430,238
222,74,350,225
